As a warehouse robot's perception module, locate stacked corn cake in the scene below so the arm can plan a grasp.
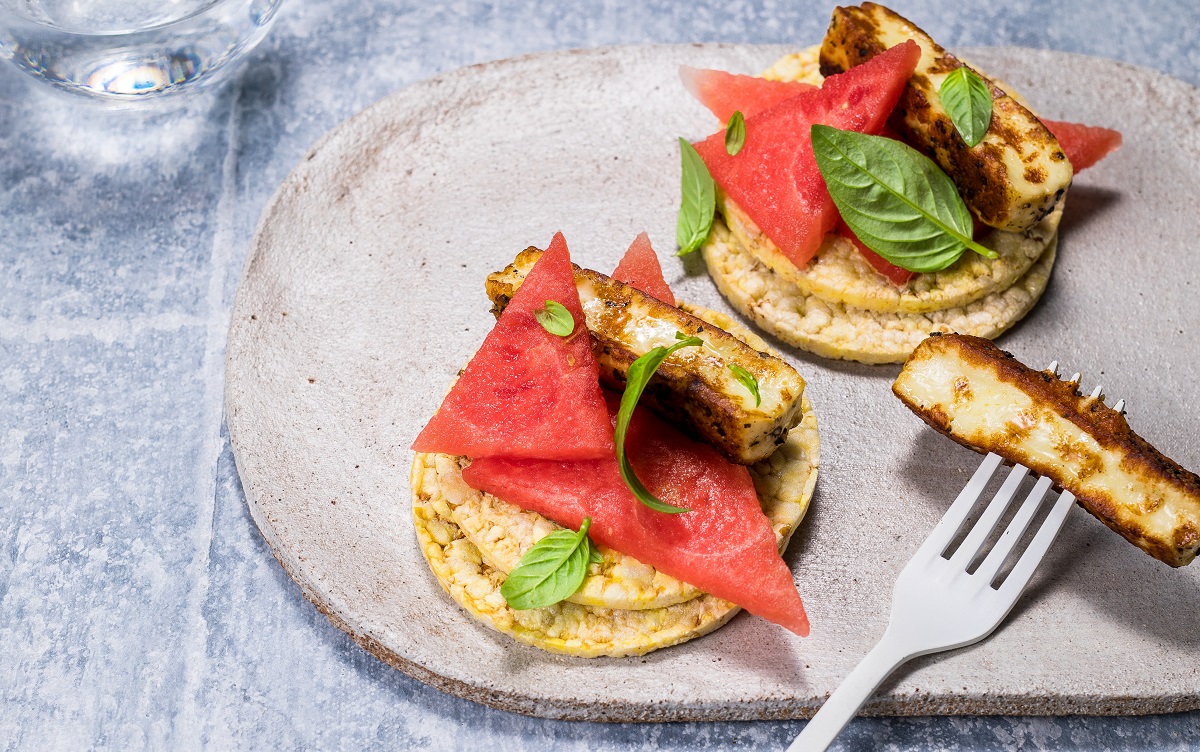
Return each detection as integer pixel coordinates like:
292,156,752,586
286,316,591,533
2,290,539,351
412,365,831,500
702,47,1062,365
410,307,820,657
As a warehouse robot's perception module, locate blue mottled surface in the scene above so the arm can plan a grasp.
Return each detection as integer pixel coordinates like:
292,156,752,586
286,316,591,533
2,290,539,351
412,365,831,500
2,1,1199,749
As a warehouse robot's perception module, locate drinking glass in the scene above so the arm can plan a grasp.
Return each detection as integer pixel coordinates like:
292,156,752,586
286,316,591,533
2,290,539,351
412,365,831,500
0,0,283,103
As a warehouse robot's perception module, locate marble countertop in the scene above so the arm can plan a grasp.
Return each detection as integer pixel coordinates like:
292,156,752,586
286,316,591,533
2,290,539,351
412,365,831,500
2,1,1198,749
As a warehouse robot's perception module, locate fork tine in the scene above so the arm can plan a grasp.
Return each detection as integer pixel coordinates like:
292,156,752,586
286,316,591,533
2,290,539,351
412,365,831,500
974,475,1054,585
949,463,1029,568
917,452,1004,559
998,490,1077,596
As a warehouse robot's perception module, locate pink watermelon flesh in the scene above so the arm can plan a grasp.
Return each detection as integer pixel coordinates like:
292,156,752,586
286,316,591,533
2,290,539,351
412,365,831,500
680,66,816,122
411,232,614,460
612,232,676,306
1041,119,1122,172
462,393,810,637
693,40,921,269
684,67,915,277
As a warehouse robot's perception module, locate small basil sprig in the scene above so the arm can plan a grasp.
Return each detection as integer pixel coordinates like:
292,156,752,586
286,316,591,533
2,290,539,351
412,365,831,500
728,363,761,407
500,516,601,610
811,125,997,273
939,67,993,147
535,300,574,336
725,110,746,156
676,138,715,255
616,334,703,513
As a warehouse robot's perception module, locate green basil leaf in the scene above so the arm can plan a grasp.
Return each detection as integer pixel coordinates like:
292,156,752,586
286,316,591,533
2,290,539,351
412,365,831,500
728,363,761,407
616,336,703,513
939,67,993,148
676,137,715,256
535,300,574,337
501,517,597,609
725,110,746,156
811,125,998,273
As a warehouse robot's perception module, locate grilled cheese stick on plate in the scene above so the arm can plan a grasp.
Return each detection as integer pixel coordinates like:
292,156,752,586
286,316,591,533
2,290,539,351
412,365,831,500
820,3,1073,232
894,333,1200,567
487,248,805,465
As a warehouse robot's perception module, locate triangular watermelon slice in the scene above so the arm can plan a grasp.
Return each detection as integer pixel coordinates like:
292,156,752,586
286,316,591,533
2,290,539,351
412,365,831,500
684,66,910,142
411,232,614,460
684,67,914,281
612,232,676,306
692,40,920,269
463,394,810,636
680,66,815,122
1041,119,1122,172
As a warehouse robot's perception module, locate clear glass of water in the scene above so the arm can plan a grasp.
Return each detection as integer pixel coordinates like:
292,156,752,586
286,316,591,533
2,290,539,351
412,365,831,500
0,0,283,103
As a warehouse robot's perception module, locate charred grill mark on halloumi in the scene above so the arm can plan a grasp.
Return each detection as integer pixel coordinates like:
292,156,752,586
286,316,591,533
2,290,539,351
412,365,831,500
486,248,806,465
820,3,1073,233
893,333,1200,567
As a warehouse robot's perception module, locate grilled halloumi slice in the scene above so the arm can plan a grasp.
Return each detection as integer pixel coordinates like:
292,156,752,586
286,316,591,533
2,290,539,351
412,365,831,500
486,248,805,465
820,3,1073,233
893,333,1200,567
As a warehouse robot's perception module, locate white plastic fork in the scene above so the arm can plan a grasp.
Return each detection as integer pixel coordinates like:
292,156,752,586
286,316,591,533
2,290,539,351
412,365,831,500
788,368,1120,752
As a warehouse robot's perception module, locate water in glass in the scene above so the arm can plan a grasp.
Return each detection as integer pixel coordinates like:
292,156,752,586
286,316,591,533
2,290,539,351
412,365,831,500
0,0,283,102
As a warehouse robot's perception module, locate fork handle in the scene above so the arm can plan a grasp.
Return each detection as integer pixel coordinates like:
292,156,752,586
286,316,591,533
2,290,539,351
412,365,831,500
786,634,912,752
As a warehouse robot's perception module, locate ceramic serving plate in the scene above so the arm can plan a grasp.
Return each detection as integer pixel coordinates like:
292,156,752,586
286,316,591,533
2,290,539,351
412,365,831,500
224,45,1200,720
